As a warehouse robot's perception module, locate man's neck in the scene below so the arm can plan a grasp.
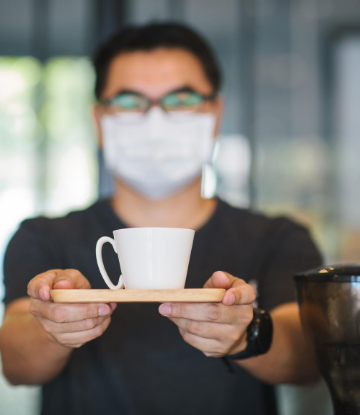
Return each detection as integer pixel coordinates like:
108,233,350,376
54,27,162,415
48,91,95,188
110,177,217,230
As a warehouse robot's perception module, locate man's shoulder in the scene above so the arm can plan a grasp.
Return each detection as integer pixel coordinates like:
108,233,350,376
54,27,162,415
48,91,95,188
218,199,310,242
19,199,107,236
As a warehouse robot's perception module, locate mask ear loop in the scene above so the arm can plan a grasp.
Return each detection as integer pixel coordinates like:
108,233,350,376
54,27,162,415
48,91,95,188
201,140,219,199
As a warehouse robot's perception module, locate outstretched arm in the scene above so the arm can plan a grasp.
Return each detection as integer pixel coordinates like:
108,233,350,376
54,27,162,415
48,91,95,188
0,269,115,385
159,271,319,385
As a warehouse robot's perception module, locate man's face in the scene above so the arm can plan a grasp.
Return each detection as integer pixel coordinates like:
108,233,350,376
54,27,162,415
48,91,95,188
94,48,223,145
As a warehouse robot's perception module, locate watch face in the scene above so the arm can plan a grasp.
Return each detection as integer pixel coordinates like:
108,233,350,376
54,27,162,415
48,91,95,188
257,312,273,353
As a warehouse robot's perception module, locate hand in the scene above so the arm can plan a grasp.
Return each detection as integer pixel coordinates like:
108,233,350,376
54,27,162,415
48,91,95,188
158,271,256,357
27,269,116,348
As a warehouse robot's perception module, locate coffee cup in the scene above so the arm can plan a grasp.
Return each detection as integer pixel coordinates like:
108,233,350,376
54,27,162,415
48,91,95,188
96,227,195,290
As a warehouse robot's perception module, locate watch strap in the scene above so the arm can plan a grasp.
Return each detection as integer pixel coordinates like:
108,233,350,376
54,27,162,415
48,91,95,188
226,308,273,360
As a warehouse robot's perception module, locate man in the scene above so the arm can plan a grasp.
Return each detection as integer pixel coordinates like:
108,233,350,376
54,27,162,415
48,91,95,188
0,23,322,415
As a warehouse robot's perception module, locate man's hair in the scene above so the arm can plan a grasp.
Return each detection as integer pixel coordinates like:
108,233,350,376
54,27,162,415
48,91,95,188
93,22,222,99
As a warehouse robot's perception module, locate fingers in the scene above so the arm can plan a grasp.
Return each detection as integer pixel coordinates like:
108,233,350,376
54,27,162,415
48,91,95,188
28,271,117,349
159,302,237,324
27,269,62,300
178,326,246,358
174,308,252,357
163,270,256,358
38,314,111,334
51,316,112,348
30,299,115,323
178,328,223,357
222,280,256,306
174,316,249,346
52,269,91,290
204,271,256,306
204,271,235,289
27,269,91,301
169,317,225,340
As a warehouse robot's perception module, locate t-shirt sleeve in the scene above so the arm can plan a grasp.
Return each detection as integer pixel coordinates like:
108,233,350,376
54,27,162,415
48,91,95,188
256,219,323,311
3,219,61,306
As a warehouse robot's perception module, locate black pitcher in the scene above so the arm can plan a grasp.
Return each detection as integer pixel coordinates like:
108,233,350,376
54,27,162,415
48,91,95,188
294,265,360,415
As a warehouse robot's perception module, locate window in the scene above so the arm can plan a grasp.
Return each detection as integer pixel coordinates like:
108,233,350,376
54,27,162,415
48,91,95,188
0,57,97,304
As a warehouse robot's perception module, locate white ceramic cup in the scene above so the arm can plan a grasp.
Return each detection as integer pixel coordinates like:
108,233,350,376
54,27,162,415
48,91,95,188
96,227,195,290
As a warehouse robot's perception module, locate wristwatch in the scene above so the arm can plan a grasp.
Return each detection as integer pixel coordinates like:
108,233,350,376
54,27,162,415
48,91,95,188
226,308,273,360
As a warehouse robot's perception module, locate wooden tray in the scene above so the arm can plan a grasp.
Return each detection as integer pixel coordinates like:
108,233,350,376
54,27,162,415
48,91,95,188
51,288,226,303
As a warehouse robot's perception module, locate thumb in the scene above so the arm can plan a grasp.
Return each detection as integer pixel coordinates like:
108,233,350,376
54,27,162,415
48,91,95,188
53,278,76,290
203,271,235,289
28,269,90,301
52,270,91,290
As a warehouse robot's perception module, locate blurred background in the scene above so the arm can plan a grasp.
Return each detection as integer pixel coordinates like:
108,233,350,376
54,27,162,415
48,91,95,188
1,0,360,414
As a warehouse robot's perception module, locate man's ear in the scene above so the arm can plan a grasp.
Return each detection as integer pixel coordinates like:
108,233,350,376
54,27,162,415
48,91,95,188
93,105,103,148
212,96,224,138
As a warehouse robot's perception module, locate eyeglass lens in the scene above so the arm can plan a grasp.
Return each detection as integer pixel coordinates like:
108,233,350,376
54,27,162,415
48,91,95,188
107,90,206,114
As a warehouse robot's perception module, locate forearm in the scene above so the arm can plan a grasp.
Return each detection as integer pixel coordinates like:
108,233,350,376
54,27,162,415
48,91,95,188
0,299,73,385
235,302,319,385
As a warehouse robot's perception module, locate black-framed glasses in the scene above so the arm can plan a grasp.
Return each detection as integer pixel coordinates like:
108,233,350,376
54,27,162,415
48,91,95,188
99,87,217,115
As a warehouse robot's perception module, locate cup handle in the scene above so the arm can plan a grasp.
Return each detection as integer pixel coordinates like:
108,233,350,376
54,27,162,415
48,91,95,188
96,236,124,290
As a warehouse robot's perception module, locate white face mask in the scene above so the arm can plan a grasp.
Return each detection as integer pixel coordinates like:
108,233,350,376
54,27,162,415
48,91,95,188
100,107,216,199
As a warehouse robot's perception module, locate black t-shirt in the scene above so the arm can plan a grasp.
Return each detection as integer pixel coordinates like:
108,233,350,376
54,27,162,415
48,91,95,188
3,199,322,415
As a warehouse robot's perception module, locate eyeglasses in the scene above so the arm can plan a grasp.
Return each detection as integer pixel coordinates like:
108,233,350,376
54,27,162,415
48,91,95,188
99,87,217,116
